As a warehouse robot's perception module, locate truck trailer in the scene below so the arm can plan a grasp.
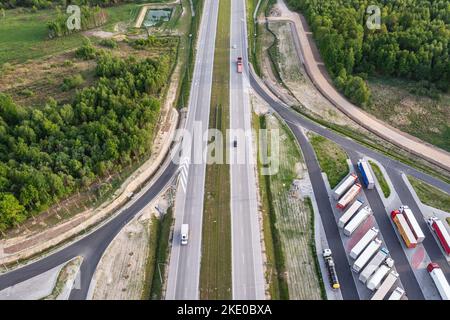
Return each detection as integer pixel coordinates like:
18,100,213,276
344,206,372,236
338,200,363,228
427,262,450,300
391,210,417,248
337,183,362,210
367,263,392,291
333,174,358,200
357,159,375,189
400,205,425,243
350,227,379,259
388,287,405,300
359,247,389,283
323,249,340,290
352,239,382,273
428,217,450,256
371,271,399,300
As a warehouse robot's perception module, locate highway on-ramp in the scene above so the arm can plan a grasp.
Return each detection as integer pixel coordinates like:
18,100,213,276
165,0,219,300
229,0,265,300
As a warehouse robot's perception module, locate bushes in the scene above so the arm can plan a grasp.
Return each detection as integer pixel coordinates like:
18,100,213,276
61,74,84,91
75,38,97,59
99,38,118,49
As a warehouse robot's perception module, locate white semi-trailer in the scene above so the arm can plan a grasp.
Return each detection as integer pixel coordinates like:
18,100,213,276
359,247,389,283
367,263,392,291
344,206,372,236
357,159,375,189
352,239,382,273
388,287,405,300
350,227,379,259
338,200,363,228
333,173,357,200
427,262,450,300
400,205,425,243
371,271,399,300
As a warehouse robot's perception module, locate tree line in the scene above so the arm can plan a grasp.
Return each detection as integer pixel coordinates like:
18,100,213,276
286,0,450,105
0,48,172,232
0,0,142,10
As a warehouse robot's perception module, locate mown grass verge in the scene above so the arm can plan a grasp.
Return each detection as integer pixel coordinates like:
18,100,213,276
199,0,232,300
308,133,349,189
408,176,450,213
369,161,391,198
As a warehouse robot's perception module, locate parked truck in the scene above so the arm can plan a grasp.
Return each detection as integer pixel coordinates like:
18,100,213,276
391,210,417,248
333,173,358,200
371,271,399,300
350,227,379,259
237,56,243,73
344,206,372,236
428,217,450,256
359,247,389,283
427,262,450,300
367,261,393,291
338,200,363,228
388,287,405,300
352,239,382,273
323,249,340,290
357,159,375,189
400,205,425,243
181,224,189,245
337,183,362,210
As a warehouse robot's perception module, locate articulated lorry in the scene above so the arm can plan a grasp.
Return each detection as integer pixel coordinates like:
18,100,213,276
427,263,450,300
323,249,340,290
344,206,372,236
352,239,382,273
337,183,362,210
367,259,394,291
333,173,358,200
371,271,399,300
237,57,243,73
359,247,389,283
388,287,405,300
357,159,375,189
391,210,417,248
400,205,425,243
350,227,379,259
428,217,450,256
338,200,363,228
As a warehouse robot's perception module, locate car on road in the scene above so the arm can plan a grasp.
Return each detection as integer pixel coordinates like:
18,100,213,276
181,224,189,245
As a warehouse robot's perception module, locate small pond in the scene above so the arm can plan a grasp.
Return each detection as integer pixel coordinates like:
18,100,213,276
143,8,173,27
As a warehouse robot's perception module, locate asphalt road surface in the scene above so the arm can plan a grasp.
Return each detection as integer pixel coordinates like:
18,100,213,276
165,0,219,300
229,0,265,300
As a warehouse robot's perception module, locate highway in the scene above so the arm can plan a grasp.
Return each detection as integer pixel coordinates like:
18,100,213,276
229,0,265,300
165,0,219,300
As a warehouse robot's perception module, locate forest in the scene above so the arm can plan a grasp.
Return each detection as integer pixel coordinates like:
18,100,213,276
0,44,172,232
0,0,142,10
286,0,450,105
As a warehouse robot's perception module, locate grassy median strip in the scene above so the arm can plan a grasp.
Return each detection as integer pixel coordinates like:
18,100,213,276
369,161,391,198
199,0,232,300
308,133,349,189
408,176,450,213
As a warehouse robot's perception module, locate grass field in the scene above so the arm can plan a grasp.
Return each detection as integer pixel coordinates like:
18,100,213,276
256,114,323,299
308,133,349,189
0,4,138,64
408,176,450,213
199,0,232,300
369,161,391,198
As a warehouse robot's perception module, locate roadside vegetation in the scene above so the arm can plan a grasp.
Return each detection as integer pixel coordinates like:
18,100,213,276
200,0,232,300
308,133,349,189
408,176,450,213
255,113,323,299
369,161,391,198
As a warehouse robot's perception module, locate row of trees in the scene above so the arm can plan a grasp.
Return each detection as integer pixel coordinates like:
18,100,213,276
286,0,450,104
0,0,141,9
0,50,172,232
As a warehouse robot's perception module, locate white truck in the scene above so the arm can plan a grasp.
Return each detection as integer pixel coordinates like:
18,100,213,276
350,227,379,259
181,224,189,245
427,262,450,300
400,205,425,243
352,239,382,273
344,206,372,237
357,159,375,189
388,287,405,300
359,247,389,283
371,271,399,300
367,260,393,291
338,200,363,228
333,173,357,200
